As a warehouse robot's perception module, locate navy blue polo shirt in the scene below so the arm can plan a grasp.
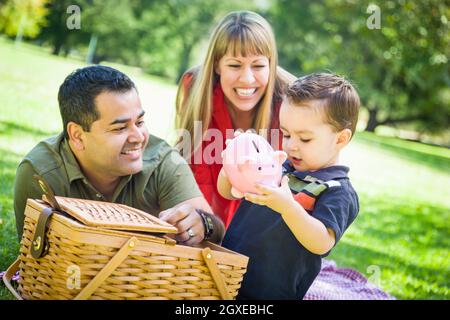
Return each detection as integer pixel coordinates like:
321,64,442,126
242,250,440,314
222,163,359,300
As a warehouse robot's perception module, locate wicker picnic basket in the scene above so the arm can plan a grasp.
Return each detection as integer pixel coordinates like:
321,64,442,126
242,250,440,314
3,194,248,300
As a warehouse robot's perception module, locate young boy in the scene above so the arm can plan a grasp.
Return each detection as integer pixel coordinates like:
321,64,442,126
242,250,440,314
218,73,360,299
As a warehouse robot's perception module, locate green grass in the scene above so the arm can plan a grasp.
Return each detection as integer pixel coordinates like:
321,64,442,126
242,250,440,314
0,37,449,300
328,132,450,299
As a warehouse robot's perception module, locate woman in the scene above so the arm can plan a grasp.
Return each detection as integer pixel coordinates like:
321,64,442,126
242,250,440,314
175,10,295,227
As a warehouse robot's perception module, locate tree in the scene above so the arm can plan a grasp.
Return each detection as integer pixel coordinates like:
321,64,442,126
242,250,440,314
269,0,449,134
36,0,90,55
0,0,48,39
79,0,141,64
135,0,246,81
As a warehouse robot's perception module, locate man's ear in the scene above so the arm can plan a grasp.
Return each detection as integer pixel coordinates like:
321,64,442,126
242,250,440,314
336,128,352,149
67,122,85,150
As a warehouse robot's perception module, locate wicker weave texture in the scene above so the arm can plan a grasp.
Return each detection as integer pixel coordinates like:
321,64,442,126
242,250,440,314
17,201,247,300
54,196,177,234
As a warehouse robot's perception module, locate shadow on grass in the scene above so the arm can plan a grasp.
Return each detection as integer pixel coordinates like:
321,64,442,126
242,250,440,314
0,120,54,137
0,147,23,191
355,134,450,174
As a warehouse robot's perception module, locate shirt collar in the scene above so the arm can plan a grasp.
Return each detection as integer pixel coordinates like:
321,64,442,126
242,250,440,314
60,136,133,200
282,160,349,182
59,136,87,184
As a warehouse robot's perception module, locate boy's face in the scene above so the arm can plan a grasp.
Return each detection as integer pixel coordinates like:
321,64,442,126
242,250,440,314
279,99,347,172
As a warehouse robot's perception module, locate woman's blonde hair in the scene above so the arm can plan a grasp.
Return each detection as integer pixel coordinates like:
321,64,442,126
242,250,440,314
175,10,293,156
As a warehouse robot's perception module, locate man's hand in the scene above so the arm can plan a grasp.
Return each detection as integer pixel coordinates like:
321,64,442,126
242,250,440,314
244,176,295,214
159,203,205,246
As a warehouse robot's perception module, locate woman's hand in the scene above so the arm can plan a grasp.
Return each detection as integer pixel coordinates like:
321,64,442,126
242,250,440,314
244,176,295,214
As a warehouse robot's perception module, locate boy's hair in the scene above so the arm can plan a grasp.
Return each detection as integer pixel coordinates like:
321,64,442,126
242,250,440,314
286,73,360,136
58,65,136,139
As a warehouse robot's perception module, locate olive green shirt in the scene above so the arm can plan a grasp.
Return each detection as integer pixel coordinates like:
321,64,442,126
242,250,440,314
13,133,202,240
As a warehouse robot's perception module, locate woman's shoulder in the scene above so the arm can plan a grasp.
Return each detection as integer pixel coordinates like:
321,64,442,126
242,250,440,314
276,66,296,84
180,66,201,89
274,66,296,102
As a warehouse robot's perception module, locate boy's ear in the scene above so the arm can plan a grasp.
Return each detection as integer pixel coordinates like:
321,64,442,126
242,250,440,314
67,122,85,150
336,128,352,148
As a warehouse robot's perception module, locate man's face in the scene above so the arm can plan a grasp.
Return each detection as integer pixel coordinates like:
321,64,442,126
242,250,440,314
81,89,149,179
279,99,340,172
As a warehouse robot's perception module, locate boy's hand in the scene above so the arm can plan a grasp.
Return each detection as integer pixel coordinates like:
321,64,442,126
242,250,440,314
244,176,295,214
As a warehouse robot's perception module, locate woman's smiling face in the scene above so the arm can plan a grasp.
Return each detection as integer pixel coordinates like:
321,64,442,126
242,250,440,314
216,53,270,112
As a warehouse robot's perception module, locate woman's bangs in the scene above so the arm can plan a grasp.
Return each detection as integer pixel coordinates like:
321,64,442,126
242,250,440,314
226,25,271,58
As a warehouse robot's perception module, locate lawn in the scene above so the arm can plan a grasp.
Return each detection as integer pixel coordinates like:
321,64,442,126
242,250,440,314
0,37,449,300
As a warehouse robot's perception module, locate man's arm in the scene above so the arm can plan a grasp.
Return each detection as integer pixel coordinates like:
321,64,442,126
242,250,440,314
156,150,225,245
14,161,43,241
159,197,225,245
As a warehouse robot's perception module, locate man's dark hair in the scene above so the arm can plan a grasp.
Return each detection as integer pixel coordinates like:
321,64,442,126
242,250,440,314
58,65,136,139
286,73,360,136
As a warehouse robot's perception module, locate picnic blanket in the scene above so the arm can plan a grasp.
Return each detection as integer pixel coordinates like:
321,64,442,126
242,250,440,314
1,259,394,300
304,259,395,300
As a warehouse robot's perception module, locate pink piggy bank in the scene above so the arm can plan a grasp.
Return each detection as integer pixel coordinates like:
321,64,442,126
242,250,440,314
222,131,287,198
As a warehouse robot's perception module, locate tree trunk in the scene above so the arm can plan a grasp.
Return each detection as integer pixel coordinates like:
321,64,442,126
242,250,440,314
52,39,63,55
86,34,98,64
52,30,66,56
365,108,379,132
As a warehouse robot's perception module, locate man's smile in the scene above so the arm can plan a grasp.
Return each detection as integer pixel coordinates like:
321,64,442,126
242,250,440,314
121,145,143,159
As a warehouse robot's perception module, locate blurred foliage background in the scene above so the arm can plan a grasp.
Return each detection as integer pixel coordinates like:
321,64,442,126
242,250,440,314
0,0,448,145
0,0,449,300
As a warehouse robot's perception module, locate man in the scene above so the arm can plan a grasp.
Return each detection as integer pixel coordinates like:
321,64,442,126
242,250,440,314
14,65,224,245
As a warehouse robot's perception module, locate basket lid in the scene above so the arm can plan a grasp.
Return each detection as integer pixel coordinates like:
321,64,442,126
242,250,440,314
48,196,178,234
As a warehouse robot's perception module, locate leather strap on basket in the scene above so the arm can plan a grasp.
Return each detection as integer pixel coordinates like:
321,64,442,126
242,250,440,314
201,247,232,300
2,258,23,300
31,207,54,259
33,174,62,211
75,237,139,300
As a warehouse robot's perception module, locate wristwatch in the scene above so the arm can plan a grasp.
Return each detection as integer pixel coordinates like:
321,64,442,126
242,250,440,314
195,209,214,241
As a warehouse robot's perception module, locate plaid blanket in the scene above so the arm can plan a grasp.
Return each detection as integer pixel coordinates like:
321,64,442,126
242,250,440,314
304,259,395,300
2,259,394,300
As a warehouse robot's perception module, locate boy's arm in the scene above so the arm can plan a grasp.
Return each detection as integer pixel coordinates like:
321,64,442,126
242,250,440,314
280,199,336,255
245,176,335,255
217,168,240,200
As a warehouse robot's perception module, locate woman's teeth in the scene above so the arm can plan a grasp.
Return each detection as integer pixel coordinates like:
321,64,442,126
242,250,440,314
235,88,256,96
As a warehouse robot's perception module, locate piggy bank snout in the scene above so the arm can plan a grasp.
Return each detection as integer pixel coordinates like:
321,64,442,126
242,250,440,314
222,132,284,195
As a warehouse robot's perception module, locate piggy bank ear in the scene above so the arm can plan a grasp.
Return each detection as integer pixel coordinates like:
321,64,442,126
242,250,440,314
274,151,288,165
233,129,244,138
237,156,256,171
